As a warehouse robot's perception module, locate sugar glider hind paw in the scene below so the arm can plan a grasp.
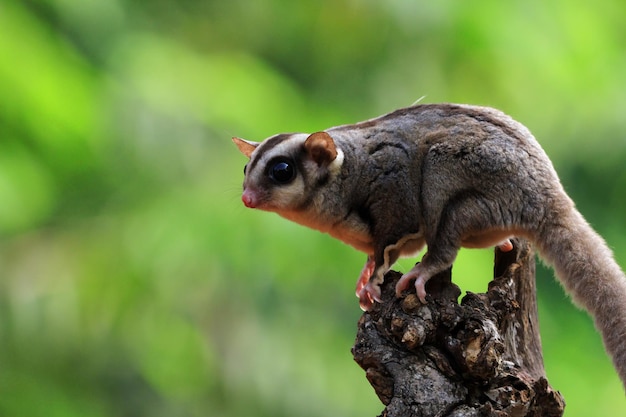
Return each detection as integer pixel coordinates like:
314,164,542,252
395,263,429,303
497,239,514,252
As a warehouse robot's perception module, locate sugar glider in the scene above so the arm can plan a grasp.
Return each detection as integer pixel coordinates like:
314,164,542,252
233,103,626,388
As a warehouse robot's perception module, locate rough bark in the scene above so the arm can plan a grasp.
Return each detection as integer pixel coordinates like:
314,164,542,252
352,238,565,417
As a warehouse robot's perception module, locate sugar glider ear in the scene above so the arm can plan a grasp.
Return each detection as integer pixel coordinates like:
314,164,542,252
304,132,338,165
232,137,259,158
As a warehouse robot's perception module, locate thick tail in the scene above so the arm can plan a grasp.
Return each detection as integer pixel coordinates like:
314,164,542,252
537,202,626,389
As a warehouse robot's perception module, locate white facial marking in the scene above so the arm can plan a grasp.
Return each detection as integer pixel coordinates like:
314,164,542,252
329,148,344,174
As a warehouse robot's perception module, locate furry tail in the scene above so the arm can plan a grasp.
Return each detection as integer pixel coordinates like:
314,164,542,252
537,200,626,389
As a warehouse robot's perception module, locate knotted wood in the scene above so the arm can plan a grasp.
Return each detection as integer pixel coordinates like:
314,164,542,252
352,238,565,417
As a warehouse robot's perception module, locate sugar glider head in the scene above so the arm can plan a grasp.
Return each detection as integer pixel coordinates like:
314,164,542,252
232,132,344,214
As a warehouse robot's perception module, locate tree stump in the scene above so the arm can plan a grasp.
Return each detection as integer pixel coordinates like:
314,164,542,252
352,238,565,417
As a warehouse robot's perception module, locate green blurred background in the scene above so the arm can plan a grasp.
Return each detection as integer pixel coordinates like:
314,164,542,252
1,0,625,415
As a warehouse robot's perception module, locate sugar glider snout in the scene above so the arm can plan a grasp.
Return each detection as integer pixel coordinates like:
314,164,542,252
241,188,259,208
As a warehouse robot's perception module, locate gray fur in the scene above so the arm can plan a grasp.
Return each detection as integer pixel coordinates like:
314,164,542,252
234,103,626,389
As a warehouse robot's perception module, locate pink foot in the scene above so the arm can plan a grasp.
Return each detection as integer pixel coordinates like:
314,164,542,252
395,263,429,303
355,258,375,297
355,259,378,311
358,282,382,311
358,293,374,311
497,239,514,252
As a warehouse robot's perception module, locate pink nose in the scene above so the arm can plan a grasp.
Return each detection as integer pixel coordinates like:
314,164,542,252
242,189,258,208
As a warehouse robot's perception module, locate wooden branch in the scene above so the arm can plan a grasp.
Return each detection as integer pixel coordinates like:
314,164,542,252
352,238,565,417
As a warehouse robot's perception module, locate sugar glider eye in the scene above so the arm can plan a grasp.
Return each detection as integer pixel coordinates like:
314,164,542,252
268,158,296,184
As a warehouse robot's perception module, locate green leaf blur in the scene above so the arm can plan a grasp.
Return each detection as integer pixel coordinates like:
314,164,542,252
1,1,625,415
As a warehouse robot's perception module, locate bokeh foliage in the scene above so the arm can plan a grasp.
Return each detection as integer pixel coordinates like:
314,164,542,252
1,0,625,415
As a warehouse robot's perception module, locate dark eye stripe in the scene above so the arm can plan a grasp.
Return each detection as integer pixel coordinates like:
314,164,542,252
246,133,297,174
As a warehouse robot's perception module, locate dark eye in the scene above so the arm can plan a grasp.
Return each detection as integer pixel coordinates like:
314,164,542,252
268,160,296,184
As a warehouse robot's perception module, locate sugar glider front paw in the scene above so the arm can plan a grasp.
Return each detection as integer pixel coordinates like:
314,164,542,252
355,258,375,297
355,259,380,311
358,283,381,311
